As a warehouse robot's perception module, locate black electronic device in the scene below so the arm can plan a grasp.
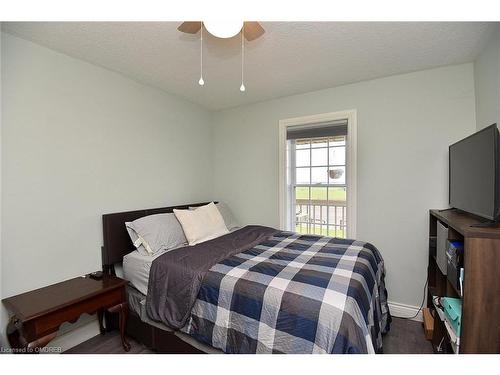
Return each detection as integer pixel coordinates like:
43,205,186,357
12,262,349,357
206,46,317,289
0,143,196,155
88,271,104,280
446,240,464,294
449,124,500,222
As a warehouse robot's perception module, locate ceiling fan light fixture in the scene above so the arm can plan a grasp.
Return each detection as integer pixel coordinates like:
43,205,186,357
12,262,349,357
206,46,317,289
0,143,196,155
203,20,244,39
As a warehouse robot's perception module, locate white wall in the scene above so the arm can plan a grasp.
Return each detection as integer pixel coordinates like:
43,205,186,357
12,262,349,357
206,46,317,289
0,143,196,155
474,26,500,130
212,64,477,308
1,33,213,348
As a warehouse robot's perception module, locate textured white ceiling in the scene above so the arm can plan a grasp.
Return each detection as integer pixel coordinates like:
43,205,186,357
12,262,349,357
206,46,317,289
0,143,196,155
2,22,497,110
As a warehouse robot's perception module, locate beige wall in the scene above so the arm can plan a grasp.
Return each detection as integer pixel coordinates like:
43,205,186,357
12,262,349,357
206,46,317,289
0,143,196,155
211,64,477,308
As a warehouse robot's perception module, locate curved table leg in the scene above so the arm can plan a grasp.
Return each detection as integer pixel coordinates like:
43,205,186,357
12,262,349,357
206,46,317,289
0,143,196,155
108,302,131,352
7,316,57,354
6,316,26,351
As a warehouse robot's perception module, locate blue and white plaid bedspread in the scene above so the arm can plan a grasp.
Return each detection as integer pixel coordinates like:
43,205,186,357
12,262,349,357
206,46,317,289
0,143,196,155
181,231,390,354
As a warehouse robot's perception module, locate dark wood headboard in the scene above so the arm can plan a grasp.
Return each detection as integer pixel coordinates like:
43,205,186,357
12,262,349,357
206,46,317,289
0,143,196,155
101,202,212,273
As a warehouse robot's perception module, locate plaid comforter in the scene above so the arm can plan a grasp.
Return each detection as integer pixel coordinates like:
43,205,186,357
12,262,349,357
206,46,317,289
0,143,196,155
181,231,390,354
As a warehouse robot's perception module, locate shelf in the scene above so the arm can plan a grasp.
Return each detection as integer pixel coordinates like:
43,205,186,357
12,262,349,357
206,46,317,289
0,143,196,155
430,209,500,239
428,209,500,353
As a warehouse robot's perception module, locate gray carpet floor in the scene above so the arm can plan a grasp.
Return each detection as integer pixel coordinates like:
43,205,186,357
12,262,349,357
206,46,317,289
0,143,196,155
382,317,434,354
65,317,433,354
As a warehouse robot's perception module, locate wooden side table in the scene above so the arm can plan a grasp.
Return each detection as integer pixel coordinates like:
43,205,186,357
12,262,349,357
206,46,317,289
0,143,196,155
2,275,130,353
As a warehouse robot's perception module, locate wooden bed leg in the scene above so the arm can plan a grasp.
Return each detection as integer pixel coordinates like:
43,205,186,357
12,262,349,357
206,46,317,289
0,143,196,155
97,308,105,335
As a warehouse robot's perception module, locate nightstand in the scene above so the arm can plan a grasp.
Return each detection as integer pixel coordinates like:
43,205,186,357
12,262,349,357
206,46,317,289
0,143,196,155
2,275,130,353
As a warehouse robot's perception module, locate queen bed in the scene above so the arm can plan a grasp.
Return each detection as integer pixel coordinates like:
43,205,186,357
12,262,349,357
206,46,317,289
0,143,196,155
102,202,390,354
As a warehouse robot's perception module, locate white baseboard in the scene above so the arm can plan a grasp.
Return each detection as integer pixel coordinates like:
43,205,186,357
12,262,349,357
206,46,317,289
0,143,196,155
388,301,423,322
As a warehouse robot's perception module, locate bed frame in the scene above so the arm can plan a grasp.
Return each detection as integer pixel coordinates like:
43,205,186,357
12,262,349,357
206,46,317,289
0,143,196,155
101,202,214,353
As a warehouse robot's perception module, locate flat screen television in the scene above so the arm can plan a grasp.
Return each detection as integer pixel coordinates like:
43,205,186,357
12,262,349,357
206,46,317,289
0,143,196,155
449,124,500,221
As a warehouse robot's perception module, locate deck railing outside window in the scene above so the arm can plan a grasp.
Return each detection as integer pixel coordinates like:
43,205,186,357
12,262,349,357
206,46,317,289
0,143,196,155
292,135,347,238
295,199,347,238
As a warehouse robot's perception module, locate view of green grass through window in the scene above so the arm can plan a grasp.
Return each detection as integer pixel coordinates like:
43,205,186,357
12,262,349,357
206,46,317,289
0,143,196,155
294,135,347,238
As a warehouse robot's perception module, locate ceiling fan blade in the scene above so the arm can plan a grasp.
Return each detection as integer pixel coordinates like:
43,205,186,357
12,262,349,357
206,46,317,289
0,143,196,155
243,22,265,41
178,22,202,34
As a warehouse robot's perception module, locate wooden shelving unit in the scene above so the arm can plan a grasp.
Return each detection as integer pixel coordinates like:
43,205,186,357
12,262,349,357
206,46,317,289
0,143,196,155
427,209,500,353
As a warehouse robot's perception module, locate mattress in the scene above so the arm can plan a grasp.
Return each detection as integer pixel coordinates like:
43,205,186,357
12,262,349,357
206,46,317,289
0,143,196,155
123,249,167,295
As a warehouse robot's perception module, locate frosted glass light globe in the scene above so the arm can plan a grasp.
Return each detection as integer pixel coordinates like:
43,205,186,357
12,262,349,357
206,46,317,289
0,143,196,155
204,20,243,39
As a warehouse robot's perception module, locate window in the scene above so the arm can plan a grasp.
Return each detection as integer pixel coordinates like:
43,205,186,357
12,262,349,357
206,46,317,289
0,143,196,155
292,135,347,237
279,111,357,239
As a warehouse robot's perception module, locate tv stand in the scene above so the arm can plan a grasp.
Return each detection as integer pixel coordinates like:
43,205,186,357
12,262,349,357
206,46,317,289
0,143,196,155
437,207,456,213
428,209,500,353
469,220,497,228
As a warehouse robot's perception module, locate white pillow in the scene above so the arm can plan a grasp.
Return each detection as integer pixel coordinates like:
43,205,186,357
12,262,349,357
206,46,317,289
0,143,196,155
174,202,229,245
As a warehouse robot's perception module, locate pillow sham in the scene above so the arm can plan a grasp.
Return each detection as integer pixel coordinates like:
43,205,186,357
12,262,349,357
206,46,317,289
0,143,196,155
125,223,149,256
125,213,187,256
174,202,229,246
190,202,240,231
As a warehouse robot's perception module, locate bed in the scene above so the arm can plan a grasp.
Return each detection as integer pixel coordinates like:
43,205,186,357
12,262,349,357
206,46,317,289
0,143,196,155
102,202,390,354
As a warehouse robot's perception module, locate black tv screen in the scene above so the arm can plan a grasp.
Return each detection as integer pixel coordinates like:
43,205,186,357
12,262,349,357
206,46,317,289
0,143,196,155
449,124,499,221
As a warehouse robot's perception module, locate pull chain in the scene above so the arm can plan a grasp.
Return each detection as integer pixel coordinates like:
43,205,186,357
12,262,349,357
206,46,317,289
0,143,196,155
198,22,204,86
240,24,245,92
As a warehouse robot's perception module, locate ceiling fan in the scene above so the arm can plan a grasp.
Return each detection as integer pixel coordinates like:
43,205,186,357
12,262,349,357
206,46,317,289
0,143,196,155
179,21,264,92
178,21,265,41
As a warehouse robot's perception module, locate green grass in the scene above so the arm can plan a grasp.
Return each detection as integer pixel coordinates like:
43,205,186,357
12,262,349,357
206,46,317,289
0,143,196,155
295,224,345,238
295,186,346,201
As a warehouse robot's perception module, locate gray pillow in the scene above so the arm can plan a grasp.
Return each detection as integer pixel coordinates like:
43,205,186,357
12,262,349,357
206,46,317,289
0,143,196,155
190,202,240,231
125,223,149,255
125,213,187,256
215,202,240,231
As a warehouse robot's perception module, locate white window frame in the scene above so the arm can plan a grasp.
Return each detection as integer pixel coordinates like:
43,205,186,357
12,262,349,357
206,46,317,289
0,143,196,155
278,110,357,238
